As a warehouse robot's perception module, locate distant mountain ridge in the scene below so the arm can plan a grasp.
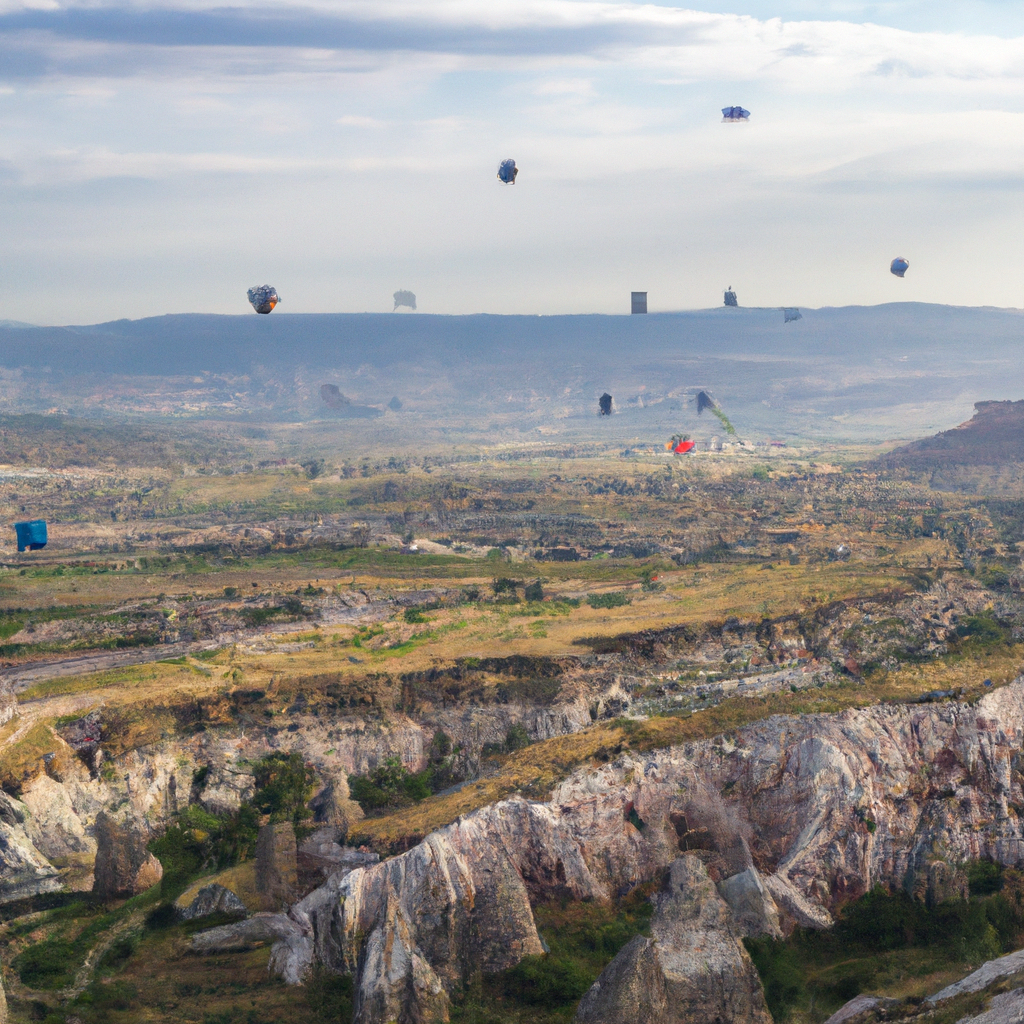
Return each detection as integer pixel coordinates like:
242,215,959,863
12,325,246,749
0,304,1021,440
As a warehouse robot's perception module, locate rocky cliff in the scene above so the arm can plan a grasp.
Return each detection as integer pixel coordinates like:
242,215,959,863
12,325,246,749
241,677,1024,1022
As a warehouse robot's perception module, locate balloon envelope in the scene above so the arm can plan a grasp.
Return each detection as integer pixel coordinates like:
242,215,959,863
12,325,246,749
890,258,909,278
497,158,518,184
247,285,279,313
783,308,802,323
722,106,750,121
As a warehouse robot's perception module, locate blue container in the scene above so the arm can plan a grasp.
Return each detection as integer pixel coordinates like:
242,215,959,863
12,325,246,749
14,520,47,552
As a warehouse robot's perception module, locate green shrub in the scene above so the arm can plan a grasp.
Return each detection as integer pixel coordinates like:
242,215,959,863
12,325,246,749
968,860,1004,897
954,612,1009,649
586,592,632,609
97,932,138,972
743,936,805,1021
348,756,434,812
305,965,355,1022
13,938,77,988
524,580,544,602
251,751,316,829
500,955,593,1007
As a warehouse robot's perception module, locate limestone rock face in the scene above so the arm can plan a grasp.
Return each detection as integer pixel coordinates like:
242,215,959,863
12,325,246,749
0,791,61,902
256,821,297,910
717,866,783,938
91,812,162,898
312,798,606,1023
550,677,1024,931
575,856,772,1024
926,948,1024,1003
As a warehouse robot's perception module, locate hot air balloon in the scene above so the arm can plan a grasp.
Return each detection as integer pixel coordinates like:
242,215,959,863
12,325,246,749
497,158,518,184
722,106,750,122
890,258,909,278
665,434,695,454
696,391,714,415
783,308,802,323
724,287,738,307
14,519,47,552
393,290,416,311
599,393,613,416
247,285,280,314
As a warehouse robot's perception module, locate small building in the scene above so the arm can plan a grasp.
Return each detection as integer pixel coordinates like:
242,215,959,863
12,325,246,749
631,292,648,315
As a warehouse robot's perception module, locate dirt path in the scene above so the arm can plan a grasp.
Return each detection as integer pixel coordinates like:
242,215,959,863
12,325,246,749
1,600,395,694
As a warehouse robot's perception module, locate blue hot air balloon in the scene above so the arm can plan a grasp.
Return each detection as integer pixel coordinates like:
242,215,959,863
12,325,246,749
890,258,909,278
783,308,802,323
14,520,47,552
247,285,280,313
497,159,518,184
722,106,750,122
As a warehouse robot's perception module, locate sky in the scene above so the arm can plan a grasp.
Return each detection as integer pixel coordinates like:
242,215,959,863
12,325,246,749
3,1,1024,322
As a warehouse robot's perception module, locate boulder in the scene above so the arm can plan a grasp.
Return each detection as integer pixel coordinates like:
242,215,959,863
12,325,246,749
91,812,162,898
256,821,297,910
823,994,894,1024
575,856,772,1024
717,866,783,938
190,912,302,953
179,883,247,922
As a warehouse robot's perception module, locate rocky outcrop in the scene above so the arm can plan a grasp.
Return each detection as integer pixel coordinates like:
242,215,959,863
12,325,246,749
717,866,782,938
0,791,61,902
91,813,162,898
179,883,247,921
959,988,1024,1024
269,677,1024,1024
283,798,607,1022
822,994,891,1024
927,948,1024,1003
256,821,297,910
575,855,772,1024
548,677,1024,930
309,776,363,835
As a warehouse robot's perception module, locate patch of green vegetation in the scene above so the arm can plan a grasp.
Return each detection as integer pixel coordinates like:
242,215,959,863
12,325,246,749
150,752,314,896
953,612,1010,650
745,871,1024,1022
348,731,467,814
451,883,656,1023
586,592,632,609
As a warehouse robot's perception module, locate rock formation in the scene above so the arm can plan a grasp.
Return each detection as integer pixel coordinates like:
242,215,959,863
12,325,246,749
247,677,1024,1024
179,883,247,921
256,821,297,911
574,855,772,1024
91,812,162,898
309,775,363,835
0,790,61,902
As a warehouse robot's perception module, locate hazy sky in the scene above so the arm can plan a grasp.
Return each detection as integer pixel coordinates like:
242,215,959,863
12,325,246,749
3,0,1024,322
